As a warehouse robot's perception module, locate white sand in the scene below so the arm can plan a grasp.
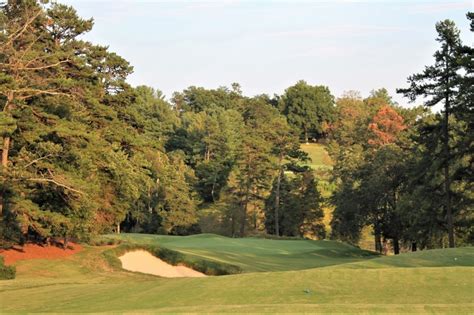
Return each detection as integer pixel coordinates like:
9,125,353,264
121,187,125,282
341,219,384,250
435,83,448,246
118,250,207,278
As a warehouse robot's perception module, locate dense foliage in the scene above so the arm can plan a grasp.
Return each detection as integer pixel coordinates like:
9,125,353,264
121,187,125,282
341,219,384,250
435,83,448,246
330,15,473,252
0,1,472,254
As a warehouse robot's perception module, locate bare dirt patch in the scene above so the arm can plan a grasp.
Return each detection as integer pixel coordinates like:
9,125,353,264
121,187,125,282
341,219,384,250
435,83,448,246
119,250,206,278
0,242,83,265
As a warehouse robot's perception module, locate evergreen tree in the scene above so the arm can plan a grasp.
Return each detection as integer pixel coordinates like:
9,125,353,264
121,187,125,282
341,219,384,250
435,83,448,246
398,19,463,248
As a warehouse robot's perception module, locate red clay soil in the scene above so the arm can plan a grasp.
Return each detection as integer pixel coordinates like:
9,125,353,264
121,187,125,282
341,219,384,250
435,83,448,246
0,242,83,265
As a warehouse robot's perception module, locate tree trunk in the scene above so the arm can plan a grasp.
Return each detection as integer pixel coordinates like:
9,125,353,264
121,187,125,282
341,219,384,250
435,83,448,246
374,231,382,254
274,156,283,237
1,136,10,169
211,172,217,202
240,183,250,237
411,242,417,252
443,109,454,248
444,58,455,248
231,210,236,237
116,223,120,234
304,126,309,144
1,92,13,217
393,237,400,255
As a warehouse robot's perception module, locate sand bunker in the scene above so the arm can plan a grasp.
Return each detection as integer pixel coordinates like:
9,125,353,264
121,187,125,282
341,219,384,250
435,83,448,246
118,250,206,278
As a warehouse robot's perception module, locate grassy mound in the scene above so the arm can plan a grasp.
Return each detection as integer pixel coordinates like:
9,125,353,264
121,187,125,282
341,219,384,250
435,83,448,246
342,247,474,269
106,233,377,272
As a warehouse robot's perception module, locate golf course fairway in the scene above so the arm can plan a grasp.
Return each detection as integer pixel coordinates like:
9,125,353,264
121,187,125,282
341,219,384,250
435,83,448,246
1,234,473,313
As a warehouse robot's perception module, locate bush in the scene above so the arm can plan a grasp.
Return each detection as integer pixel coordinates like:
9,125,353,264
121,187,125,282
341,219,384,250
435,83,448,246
187,259,242,276
0,256,16,280
88,237,122,246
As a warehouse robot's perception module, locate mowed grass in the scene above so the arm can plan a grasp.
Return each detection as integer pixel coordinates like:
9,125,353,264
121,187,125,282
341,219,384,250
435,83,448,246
300,143,333,171
106,233,376,272
1,234,473,314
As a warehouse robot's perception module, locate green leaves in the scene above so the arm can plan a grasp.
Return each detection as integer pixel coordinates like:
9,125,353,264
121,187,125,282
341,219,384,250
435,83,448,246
281,80,335,142
0,112,16,136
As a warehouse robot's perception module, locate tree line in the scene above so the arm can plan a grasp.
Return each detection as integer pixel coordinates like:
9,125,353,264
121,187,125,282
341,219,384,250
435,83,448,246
0,1,472,252
330,15,473,252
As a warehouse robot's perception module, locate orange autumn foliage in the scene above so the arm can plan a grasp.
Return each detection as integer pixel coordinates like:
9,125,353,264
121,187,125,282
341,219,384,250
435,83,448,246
368,105,406,146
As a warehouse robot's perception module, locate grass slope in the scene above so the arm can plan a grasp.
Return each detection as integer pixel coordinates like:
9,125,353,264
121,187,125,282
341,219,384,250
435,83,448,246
1,235,473,314
300,143,333,171
107,233,376,272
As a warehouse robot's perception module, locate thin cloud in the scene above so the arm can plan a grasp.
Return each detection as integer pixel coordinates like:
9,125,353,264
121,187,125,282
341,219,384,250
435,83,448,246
292,45,361,58
267,25,410,39
408,1,471,14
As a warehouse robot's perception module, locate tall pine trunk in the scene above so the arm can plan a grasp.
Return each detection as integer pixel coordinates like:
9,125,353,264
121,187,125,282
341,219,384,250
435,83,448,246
274,155,283,237
444,63,455,248
240,183,250,237
1,92,13,217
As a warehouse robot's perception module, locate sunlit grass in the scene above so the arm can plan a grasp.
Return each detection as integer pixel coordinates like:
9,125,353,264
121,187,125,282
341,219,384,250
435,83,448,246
1,234,472,313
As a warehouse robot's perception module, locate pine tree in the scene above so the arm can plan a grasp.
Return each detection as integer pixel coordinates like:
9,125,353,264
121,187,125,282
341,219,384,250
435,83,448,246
398,20,463,248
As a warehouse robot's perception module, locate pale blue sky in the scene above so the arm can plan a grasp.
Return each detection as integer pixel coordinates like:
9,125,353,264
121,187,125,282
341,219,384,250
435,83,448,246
62,0,472,106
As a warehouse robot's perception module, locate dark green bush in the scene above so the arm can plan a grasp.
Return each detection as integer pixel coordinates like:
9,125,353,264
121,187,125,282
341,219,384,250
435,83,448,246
187,259,242,276
0,256,16,280
88,237,122,246
153,247,185,265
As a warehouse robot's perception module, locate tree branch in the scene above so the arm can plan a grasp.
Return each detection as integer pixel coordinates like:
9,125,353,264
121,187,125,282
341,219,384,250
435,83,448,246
6,9,43,46
12,88,71,99
10,60,71,71
26,178,85,195
24,154,52,168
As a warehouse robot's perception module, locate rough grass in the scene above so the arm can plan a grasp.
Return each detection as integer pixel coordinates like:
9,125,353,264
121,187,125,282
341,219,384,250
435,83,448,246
0,234,472,314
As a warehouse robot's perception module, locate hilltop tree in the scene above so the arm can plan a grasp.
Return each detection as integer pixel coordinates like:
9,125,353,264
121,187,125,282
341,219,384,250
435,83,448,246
171,84,243,113
280,81,335,143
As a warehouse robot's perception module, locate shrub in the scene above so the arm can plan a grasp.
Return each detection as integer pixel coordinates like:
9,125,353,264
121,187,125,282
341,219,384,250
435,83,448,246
187,259,242,276
88,237,122,246
0,256,16,280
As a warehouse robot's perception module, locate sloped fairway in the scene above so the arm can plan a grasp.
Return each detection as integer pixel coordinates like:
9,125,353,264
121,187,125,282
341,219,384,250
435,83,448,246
106,233,376,272
300,143,333,171
0,236,473,314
